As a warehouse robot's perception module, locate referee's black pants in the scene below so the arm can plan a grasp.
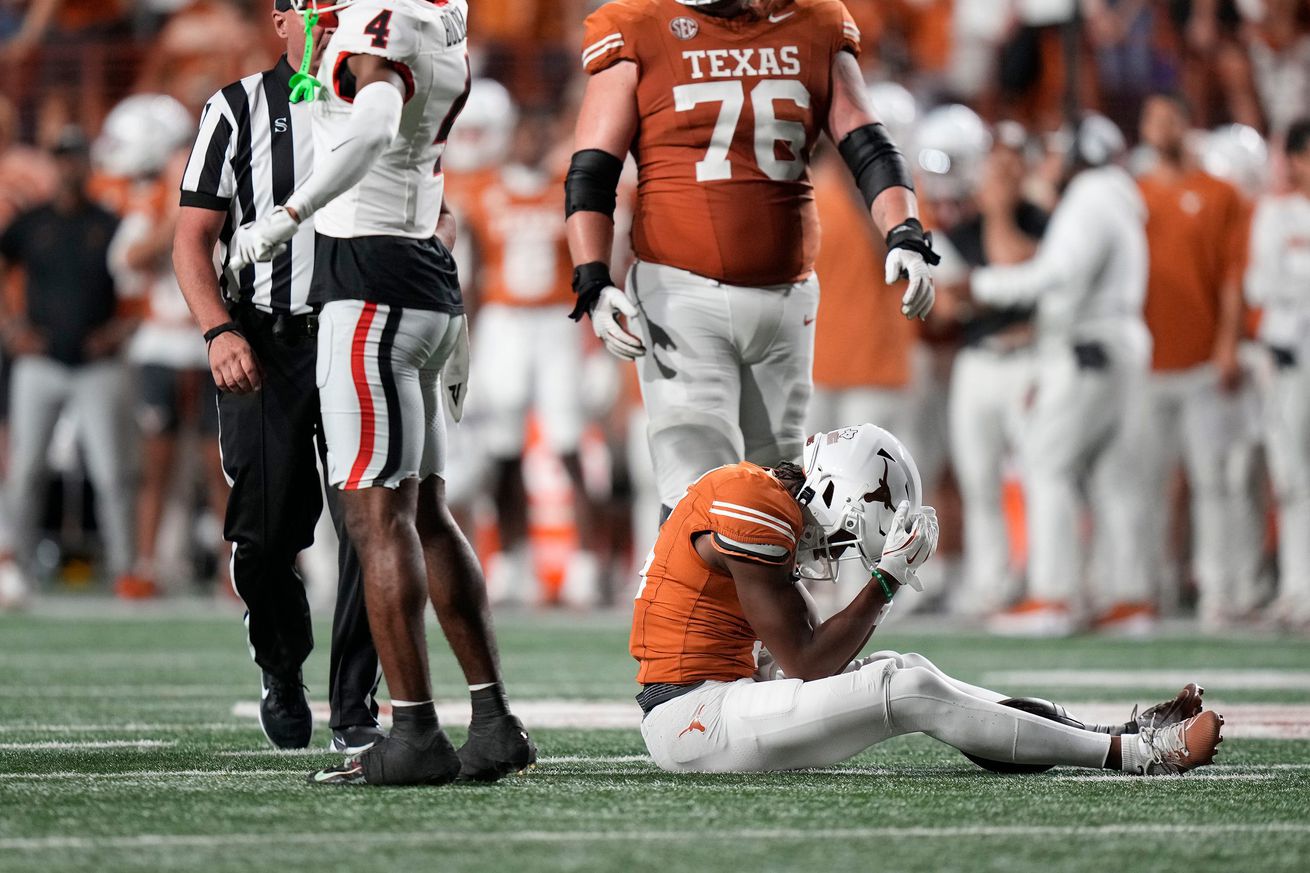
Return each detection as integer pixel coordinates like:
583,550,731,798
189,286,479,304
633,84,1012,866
218,306,379,731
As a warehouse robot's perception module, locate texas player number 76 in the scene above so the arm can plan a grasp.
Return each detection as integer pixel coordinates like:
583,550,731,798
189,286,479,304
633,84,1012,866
673,80,810,184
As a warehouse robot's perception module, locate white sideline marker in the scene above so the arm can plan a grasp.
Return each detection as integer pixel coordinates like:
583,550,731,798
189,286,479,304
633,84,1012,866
982,669,1310,691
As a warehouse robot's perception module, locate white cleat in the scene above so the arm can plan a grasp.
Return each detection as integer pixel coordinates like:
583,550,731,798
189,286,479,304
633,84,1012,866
1125,710,1224,775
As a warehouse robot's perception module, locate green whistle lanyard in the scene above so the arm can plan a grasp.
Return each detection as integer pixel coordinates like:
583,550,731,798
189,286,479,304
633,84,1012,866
288,9,322,104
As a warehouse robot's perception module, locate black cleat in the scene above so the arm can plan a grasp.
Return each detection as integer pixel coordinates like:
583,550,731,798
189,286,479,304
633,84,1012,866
1090,683,1207,735
259,671,312,750
331,724,385,755
310,730,462,787
457,714,537,782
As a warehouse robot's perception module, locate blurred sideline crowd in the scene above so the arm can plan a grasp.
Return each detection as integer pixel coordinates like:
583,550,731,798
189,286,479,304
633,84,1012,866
0,0,1309,636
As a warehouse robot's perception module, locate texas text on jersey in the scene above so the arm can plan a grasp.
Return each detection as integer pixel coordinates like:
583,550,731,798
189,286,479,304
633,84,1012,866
581,0,861,286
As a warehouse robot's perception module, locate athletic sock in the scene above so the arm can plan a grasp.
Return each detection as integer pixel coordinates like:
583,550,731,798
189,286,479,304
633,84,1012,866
1119,733,1149,774
469,682,510,722
390,699,439,742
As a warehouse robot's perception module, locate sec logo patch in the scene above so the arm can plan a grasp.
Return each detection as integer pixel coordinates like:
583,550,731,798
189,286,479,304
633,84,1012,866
669,16,699,40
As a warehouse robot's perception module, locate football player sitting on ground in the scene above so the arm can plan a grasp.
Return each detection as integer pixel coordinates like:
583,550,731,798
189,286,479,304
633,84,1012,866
632,424,1224,775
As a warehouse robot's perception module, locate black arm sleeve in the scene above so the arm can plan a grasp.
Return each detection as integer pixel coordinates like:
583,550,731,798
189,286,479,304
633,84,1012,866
564,149,624,219
837,123,915,207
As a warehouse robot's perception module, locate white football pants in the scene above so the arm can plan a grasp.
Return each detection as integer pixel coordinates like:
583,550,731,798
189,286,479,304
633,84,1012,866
627,260,817,508
1265,351,1310,622
641,651,1111,773
949,347,1034,614
317,301,463,490
1020,329,1151,610
6,356,136,577
467,303,585,458
1138,364,1248,617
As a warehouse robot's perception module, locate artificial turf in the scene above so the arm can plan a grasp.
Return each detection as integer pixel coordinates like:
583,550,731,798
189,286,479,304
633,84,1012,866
1,604,1307,873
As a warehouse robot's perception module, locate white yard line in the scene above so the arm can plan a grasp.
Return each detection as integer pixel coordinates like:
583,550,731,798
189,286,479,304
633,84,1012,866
982,670,1310,691
0,723,254,734
0,768,289,781
2,823,1309,851
0,740,176,751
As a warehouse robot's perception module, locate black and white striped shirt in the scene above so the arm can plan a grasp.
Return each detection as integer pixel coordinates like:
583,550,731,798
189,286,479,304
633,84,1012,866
179,57,316,315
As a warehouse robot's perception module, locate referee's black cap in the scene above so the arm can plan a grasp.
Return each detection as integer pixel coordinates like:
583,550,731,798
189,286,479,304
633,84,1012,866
274,1,295,12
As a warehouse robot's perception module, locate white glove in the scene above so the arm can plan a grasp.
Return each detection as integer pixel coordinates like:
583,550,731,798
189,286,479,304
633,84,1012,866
591,285,646,360
885,247,936,321
876,500,939,593
228,206,299,271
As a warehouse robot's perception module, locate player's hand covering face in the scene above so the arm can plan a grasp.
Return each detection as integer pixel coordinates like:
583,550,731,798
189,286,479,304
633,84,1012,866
876,500,939,592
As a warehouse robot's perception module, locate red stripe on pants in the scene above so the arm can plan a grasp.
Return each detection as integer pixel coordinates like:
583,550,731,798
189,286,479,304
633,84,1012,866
345,302,380,490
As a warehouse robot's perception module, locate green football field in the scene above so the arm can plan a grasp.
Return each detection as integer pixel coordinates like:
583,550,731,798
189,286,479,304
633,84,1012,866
2,602,1308,873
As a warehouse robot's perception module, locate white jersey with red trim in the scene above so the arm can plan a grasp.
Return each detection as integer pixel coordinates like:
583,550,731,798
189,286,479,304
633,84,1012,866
312,0,470,239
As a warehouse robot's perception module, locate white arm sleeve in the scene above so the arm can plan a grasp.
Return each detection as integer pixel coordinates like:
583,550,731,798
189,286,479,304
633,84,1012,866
285,81,404,222
1244,198,1290,308
971,178,1105,307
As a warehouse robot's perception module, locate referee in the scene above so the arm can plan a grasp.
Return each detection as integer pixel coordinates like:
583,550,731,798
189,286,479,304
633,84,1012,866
172,0,380,753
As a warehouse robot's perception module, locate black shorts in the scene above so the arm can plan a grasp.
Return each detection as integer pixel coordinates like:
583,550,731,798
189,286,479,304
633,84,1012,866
138,364,220,437
311,233,464,313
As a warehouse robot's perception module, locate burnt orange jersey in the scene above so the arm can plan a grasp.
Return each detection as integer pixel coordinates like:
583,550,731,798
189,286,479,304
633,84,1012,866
1139,169,1246,371
581,0,861,287
460,166,574,308
631,462,803,685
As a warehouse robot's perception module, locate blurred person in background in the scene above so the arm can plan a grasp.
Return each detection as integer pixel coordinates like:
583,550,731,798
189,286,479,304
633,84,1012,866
1243,0,1310,137
1197,120,1271,619
935,118,1049,618
1245,117,1310,633
806,82,920,612
1132,92,1249,631
135,0,266,115
102,93,228,599
0,126,139,598
459,105,604,608
172,0,379,754
971,115,1151,636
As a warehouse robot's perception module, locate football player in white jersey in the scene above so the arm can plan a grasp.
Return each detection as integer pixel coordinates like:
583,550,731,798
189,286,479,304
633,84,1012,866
231,0,535,786
1246,118,1310,632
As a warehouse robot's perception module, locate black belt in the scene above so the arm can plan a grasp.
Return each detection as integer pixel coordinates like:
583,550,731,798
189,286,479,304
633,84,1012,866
636,681,704,716
234,305,319,344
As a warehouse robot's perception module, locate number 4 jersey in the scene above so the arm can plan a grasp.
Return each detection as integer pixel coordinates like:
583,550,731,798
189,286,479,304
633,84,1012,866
313,0,471,241
581,0,860,287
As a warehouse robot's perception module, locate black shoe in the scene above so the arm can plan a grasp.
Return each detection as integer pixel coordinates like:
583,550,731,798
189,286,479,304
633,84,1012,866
331,724,385,755
309,731,462,786
457,714,537,782
259,671,312,750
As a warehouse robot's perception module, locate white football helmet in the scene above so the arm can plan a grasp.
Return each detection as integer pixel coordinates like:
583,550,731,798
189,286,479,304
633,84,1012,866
93,94,194,180
915,104,992,201
867,81,918,152
1200,124,1268,197
794,424,923,582
443,78,518,173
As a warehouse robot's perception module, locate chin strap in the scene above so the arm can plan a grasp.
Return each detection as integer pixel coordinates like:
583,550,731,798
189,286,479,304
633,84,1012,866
289,9,323,104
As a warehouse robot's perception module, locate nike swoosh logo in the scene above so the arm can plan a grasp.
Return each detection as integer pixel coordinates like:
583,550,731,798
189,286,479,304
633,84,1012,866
769,11,795,22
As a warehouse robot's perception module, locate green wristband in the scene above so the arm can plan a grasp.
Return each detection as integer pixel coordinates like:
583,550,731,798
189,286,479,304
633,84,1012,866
872,569,896,601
